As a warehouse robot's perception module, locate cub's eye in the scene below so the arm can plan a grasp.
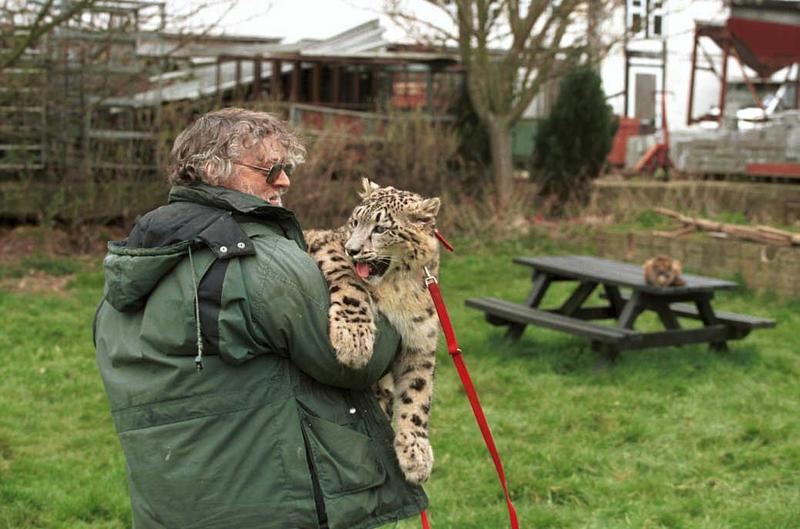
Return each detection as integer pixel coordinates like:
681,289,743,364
350,218,358,227
374,225,387,234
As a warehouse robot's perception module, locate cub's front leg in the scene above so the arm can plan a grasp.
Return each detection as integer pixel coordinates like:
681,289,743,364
328,284,375,369
305,229,376,369
391,334,437,484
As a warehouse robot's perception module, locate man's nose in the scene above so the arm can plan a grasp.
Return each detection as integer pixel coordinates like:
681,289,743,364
272,169,290,187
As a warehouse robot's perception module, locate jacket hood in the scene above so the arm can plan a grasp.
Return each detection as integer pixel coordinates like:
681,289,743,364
104,241,192,312
104,183,302,313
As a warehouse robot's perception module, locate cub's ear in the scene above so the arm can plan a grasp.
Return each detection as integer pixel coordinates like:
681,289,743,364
410,197,441,224
671,259,683,276
358,178,380,199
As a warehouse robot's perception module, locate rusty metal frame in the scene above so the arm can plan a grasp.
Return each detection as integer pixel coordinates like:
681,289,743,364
687,21,800,126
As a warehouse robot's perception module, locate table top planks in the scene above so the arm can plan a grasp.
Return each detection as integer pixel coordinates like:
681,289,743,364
513,255,738,294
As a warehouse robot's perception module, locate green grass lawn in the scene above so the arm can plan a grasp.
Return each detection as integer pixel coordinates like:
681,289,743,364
1,233,799,529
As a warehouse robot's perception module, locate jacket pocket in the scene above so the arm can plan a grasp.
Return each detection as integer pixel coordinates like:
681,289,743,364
117,400,297,529
300,411,387,498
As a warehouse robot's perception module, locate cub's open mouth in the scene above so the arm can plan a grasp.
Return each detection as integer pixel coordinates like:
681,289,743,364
354,259,390,279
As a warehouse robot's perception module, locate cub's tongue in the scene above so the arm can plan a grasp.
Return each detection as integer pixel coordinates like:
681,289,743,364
355,262,371,279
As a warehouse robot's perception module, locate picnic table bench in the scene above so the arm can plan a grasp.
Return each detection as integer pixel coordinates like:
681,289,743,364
466,255,775,358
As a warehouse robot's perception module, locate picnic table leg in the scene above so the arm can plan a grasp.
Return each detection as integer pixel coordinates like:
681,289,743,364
589,286,641,365
558,281,598,316
595,291,646,365
617,290,644,330
695,298,729,352
504,271,552,342
603,285,625,318
592,341,620,366
651,301,682,330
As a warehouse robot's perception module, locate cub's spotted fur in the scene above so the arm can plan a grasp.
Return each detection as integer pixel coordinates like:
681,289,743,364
304,179,441,484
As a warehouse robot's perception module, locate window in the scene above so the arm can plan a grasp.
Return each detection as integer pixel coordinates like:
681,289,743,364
632,14,642,34
653,15,662,36
628,0,666,38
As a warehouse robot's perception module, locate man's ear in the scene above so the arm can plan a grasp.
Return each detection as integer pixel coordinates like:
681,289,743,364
358,178,380,199
410,197,441,224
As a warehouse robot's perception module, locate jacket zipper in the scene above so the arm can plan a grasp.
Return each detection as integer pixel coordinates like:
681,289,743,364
300,421,329,529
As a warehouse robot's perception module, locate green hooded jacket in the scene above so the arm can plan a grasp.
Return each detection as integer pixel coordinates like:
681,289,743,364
94,184,428,529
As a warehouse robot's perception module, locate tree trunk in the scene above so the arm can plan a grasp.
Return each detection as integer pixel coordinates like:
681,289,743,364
486,117,514,208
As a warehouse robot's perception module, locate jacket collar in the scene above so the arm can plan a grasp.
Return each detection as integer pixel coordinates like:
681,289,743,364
168,183,298,221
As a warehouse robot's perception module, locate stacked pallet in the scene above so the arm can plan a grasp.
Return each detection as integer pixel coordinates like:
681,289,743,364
0,33,46,173
668,112,800,176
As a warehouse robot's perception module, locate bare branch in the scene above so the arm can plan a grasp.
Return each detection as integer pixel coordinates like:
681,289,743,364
0,0,97,71
421,0,459,28
382,0,463,44
383,0,623,205
512,6,580,121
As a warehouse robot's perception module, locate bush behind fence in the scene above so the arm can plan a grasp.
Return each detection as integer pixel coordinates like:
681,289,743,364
3,98,538,240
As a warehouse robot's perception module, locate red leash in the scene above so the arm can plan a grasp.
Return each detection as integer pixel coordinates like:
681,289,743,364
420,231,520,529
421,509,431,529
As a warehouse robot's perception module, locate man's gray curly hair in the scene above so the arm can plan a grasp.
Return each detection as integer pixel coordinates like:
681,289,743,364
169,108,306,186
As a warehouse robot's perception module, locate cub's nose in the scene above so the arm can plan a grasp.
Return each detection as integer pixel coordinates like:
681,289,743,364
345,245,359,257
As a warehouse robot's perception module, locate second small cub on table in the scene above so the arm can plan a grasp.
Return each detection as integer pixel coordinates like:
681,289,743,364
304,179,441,484
643,255,686,287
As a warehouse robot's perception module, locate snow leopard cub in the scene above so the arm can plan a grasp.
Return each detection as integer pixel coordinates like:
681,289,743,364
304,178,441,484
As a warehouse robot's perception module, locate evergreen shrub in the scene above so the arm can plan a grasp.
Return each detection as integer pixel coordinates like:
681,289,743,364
532,67,615,209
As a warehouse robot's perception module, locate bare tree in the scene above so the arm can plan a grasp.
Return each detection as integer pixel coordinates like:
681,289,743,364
385,0,619,207
0,0,102,71
0,0,240,213
1,0,238,72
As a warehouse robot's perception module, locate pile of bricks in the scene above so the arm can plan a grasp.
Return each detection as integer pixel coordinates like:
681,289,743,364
624,111,800,175
673,111,800,174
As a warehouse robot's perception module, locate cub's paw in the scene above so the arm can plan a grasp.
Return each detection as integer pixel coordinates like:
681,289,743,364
329,317,375,369
394,430,433,484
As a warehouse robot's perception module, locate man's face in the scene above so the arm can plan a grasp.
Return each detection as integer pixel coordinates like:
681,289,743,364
223,137,291,207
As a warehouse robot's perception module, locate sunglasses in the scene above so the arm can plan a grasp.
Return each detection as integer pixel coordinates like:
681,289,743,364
235,161,295,184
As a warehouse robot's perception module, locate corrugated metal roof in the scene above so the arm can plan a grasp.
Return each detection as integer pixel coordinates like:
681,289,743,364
136,32,283,58
117,19,456,106
123,60,266,106
269,19,388,54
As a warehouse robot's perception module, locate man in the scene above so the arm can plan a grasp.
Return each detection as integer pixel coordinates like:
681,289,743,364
94,108,428,529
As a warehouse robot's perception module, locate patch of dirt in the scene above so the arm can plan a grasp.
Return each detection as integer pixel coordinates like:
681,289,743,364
0,270,74,297
0,224,126,265
0,224,126,296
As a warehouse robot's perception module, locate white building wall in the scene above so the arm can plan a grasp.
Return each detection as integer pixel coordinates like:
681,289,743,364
601,0,730,131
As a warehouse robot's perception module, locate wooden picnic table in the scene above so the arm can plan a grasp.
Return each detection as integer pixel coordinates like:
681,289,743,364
466,255,775,359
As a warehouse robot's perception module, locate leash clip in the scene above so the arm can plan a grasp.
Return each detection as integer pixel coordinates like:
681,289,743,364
423,266,438,286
